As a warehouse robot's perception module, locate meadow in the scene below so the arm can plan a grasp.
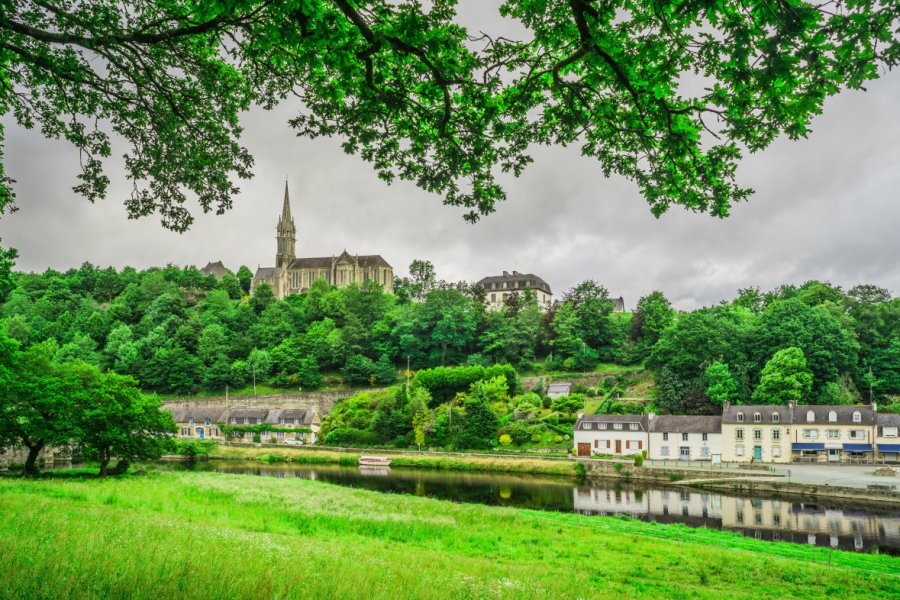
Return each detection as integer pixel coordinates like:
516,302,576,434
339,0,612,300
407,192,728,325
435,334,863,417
0,470,897,599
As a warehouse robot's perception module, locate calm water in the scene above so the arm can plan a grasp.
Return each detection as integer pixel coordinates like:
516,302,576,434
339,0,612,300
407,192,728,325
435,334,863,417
165,460,900,555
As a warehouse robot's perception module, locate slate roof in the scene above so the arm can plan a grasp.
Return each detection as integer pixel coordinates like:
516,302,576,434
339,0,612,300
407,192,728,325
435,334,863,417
612,296,626,312
791,405,876,425
228,408,270,419
575,413,648,431
166,407,226,424
477,272,552,295
877,413,900,427
649,415,722,433
253,267,283,281
199,261,229,280
287,255,392,269
722,404,790,425
264,408,316,425
547,383,571,393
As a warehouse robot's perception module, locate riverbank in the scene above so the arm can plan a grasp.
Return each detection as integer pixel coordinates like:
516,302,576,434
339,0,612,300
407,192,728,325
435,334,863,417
198,444,580,477
0,471,897,599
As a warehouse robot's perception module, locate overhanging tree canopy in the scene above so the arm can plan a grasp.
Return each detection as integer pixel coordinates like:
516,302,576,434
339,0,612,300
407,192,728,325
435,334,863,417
2,0,898,229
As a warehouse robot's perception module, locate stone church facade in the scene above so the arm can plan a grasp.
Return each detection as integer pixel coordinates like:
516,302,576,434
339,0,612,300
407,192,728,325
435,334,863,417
252,183,394,298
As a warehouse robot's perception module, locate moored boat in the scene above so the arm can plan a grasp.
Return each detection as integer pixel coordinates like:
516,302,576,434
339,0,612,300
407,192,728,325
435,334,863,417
359,455,391,466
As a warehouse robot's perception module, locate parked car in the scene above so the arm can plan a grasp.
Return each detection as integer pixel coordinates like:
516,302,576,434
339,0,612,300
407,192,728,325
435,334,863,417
283,438,304,446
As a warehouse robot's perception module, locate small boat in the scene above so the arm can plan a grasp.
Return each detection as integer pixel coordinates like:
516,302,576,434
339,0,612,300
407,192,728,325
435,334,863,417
359,455,391,467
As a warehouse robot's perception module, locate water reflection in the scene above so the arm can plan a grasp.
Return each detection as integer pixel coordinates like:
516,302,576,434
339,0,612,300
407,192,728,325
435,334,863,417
167,461,900,554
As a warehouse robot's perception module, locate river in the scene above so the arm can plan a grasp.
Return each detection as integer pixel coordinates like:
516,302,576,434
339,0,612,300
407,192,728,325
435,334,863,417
161,460,900,555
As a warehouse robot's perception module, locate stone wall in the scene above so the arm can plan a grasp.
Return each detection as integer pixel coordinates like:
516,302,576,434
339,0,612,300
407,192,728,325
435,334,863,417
162,389,371,415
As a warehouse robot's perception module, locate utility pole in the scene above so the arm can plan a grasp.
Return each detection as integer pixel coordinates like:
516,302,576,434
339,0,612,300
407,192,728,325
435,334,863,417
406,355,410,388
252,363,257,396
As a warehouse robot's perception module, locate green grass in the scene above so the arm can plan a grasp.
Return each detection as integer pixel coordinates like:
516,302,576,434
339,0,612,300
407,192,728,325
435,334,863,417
0,471,896,599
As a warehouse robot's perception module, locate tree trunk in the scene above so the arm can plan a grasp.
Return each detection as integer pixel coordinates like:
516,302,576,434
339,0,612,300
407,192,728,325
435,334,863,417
99,451,110,477
23,441,44,476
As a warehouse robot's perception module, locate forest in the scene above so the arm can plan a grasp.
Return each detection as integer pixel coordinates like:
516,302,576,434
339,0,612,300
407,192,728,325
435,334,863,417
0,261,897,423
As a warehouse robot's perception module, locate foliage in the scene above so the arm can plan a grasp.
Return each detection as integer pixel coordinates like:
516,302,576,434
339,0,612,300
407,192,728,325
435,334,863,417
633,454,644,467
550,394,585,416
752,347,813,404
456,384,499,450
498,434,512,447
705,361,739,406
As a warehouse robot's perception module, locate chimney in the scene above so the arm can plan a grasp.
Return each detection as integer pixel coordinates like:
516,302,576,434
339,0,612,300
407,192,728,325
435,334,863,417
512,270,519,275
502,270,509,277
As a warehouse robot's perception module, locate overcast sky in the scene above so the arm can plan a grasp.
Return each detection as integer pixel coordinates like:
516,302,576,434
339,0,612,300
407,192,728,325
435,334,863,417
2,4,899,311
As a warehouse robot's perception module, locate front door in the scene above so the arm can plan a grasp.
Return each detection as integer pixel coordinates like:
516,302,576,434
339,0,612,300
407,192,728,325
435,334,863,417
615,440,622,454
680,447,690,460
196,427,204,439
577,443,591,457
828,448,840,462
753,446,762,460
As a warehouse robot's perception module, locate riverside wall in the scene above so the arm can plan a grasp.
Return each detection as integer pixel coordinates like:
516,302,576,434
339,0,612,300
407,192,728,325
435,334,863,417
162,389,371,414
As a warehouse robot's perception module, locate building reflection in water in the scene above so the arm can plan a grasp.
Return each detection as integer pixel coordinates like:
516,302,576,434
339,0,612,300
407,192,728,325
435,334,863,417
573,486,900,554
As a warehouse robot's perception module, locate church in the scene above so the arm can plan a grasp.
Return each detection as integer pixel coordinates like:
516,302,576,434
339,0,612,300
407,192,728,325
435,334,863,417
252,183,394,298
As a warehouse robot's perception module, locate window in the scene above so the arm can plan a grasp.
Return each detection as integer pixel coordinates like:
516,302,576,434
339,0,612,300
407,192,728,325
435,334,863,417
210,427,217,437
682,432,689,441
598,423,607,430
754,412,762,423
755,513,763,525
735,445,745,456
613,423,623,430
827,429,840,439
773,446,782,457
772,429,781,440
230,417,236,424
189,417,194,426
583,422,592,430
803,429,818,439
807,411,815,423
736,511,744,524
883,426,899,438
629,423,639,431
773,514,781,526
261,430,270,438
828,411,837,423
736,429,744,440
850,429,866,440
702,432,708,442
205,417,211,426
701,447,710,458
852,411,861,423
753,429,762,440
772,412,780,423
182,427,190,436
736,412,744,423
661,446,670,456
276,431,285,439
662,432,669,441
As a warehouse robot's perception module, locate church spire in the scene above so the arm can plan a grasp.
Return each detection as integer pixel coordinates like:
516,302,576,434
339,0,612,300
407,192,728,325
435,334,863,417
281,178,292,222
275,179,296,269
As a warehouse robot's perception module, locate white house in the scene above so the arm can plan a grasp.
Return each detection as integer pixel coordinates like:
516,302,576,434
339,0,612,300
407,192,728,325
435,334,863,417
477,271,553,311
876,413,900,463
573,414,647,457
547,382,572,399
647,415,722,462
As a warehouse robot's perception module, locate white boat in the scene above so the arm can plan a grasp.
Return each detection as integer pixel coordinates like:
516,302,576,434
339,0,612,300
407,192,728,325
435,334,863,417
359,455,391,466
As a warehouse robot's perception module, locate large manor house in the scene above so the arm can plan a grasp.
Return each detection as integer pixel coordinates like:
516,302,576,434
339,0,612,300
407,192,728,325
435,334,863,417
250,183,395,298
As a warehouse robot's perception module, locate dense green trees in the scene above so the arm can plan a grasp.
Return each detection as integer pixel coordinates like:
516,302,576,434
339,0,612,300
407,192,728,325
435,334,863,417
752,347,814,405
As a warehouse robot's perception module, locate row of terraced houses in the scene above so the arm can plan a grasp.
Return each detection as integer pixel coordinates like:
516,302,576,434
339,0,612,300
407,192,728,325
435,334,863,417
165,407,322,444
574,402,900,464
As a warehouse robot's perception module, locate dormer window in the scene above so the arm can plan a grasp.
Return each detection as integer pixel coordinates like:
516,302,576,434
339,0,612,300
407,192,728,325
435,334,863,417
828,411,837,423
852,411,861,423
189,417,194,426
736,412,744,423
584,422,592,430
754,412,761,423
205,417,211,426
806,411,815,423
772,412,780,423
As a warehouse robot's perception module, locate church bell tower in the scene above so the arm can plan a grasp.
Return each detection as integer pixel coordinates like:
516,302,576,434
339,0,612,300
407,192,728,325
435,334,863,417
276,180,296,269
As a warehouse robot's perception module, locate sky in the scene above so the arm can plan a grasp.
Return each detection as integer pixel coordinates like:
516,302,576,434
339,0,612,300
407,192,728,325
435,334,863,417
2,4,899,311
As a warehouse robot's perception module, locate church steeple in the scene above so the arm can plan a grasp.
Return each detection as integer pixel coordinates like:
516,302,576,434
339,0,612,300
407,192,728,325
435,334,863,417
276,180,296,269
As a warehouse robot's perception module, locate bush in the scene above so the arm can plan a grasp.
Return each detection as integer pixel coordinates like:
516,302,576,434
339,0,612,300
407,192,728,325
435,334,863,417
551,393,585,415
252,433,261,443
499,434,512,446
412,365,517,403
506,420,533,445
341,354,378,386
530,433,542,443
553,435,563,443
321,427,382,447
633,454,644,467
573,383,589,395
614,462,624,473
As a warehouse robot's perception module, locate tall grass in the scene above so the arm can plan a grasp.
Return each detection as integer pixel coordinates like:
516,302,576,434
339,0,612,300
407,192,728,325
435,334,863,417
0,471,897,599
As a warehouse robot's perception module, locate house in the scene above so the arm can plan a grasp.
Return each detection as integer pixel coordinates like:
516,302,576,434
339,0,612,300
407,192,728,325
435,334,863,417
167,407,226,440
647,415,722,462
573,414,647,457
789,405,876,463
199,261,229,280
263,408,322,444
720,404,792,463
547,382,571,399
875,413,900,463
477,271,553,311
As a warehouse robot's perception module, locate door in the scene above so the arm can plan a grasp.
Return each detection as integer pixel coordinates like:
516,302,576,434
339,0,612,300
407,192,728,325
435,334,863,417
753,446,762,460
577,443,591,457
615,440,622,454
828,448,840,462
196,427,205,439
680,447,690,460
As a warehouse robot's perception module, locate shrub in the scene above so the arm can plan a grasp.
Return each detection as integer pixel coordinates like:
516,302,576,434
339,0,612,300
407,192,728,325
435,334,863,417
633,454,644,467
530,433,542,443
252,433,261,443
614,462,624,473
506,420,533,445
322,427,382,447
553,435,563,443
341,354,378,386
541,395,551,409
573,383,589,395
499,434,512,446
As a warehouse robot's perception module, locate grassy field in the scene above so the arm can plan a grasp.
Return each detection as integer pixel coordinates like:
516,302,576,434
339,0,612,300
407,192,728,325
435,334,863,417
207,444,579,476
0,471,896,599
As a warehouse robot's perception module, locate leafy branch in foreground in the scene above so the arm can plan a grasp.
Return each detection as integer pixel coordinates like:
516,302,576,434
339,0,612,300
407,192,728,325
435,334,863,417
1,0,897,228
